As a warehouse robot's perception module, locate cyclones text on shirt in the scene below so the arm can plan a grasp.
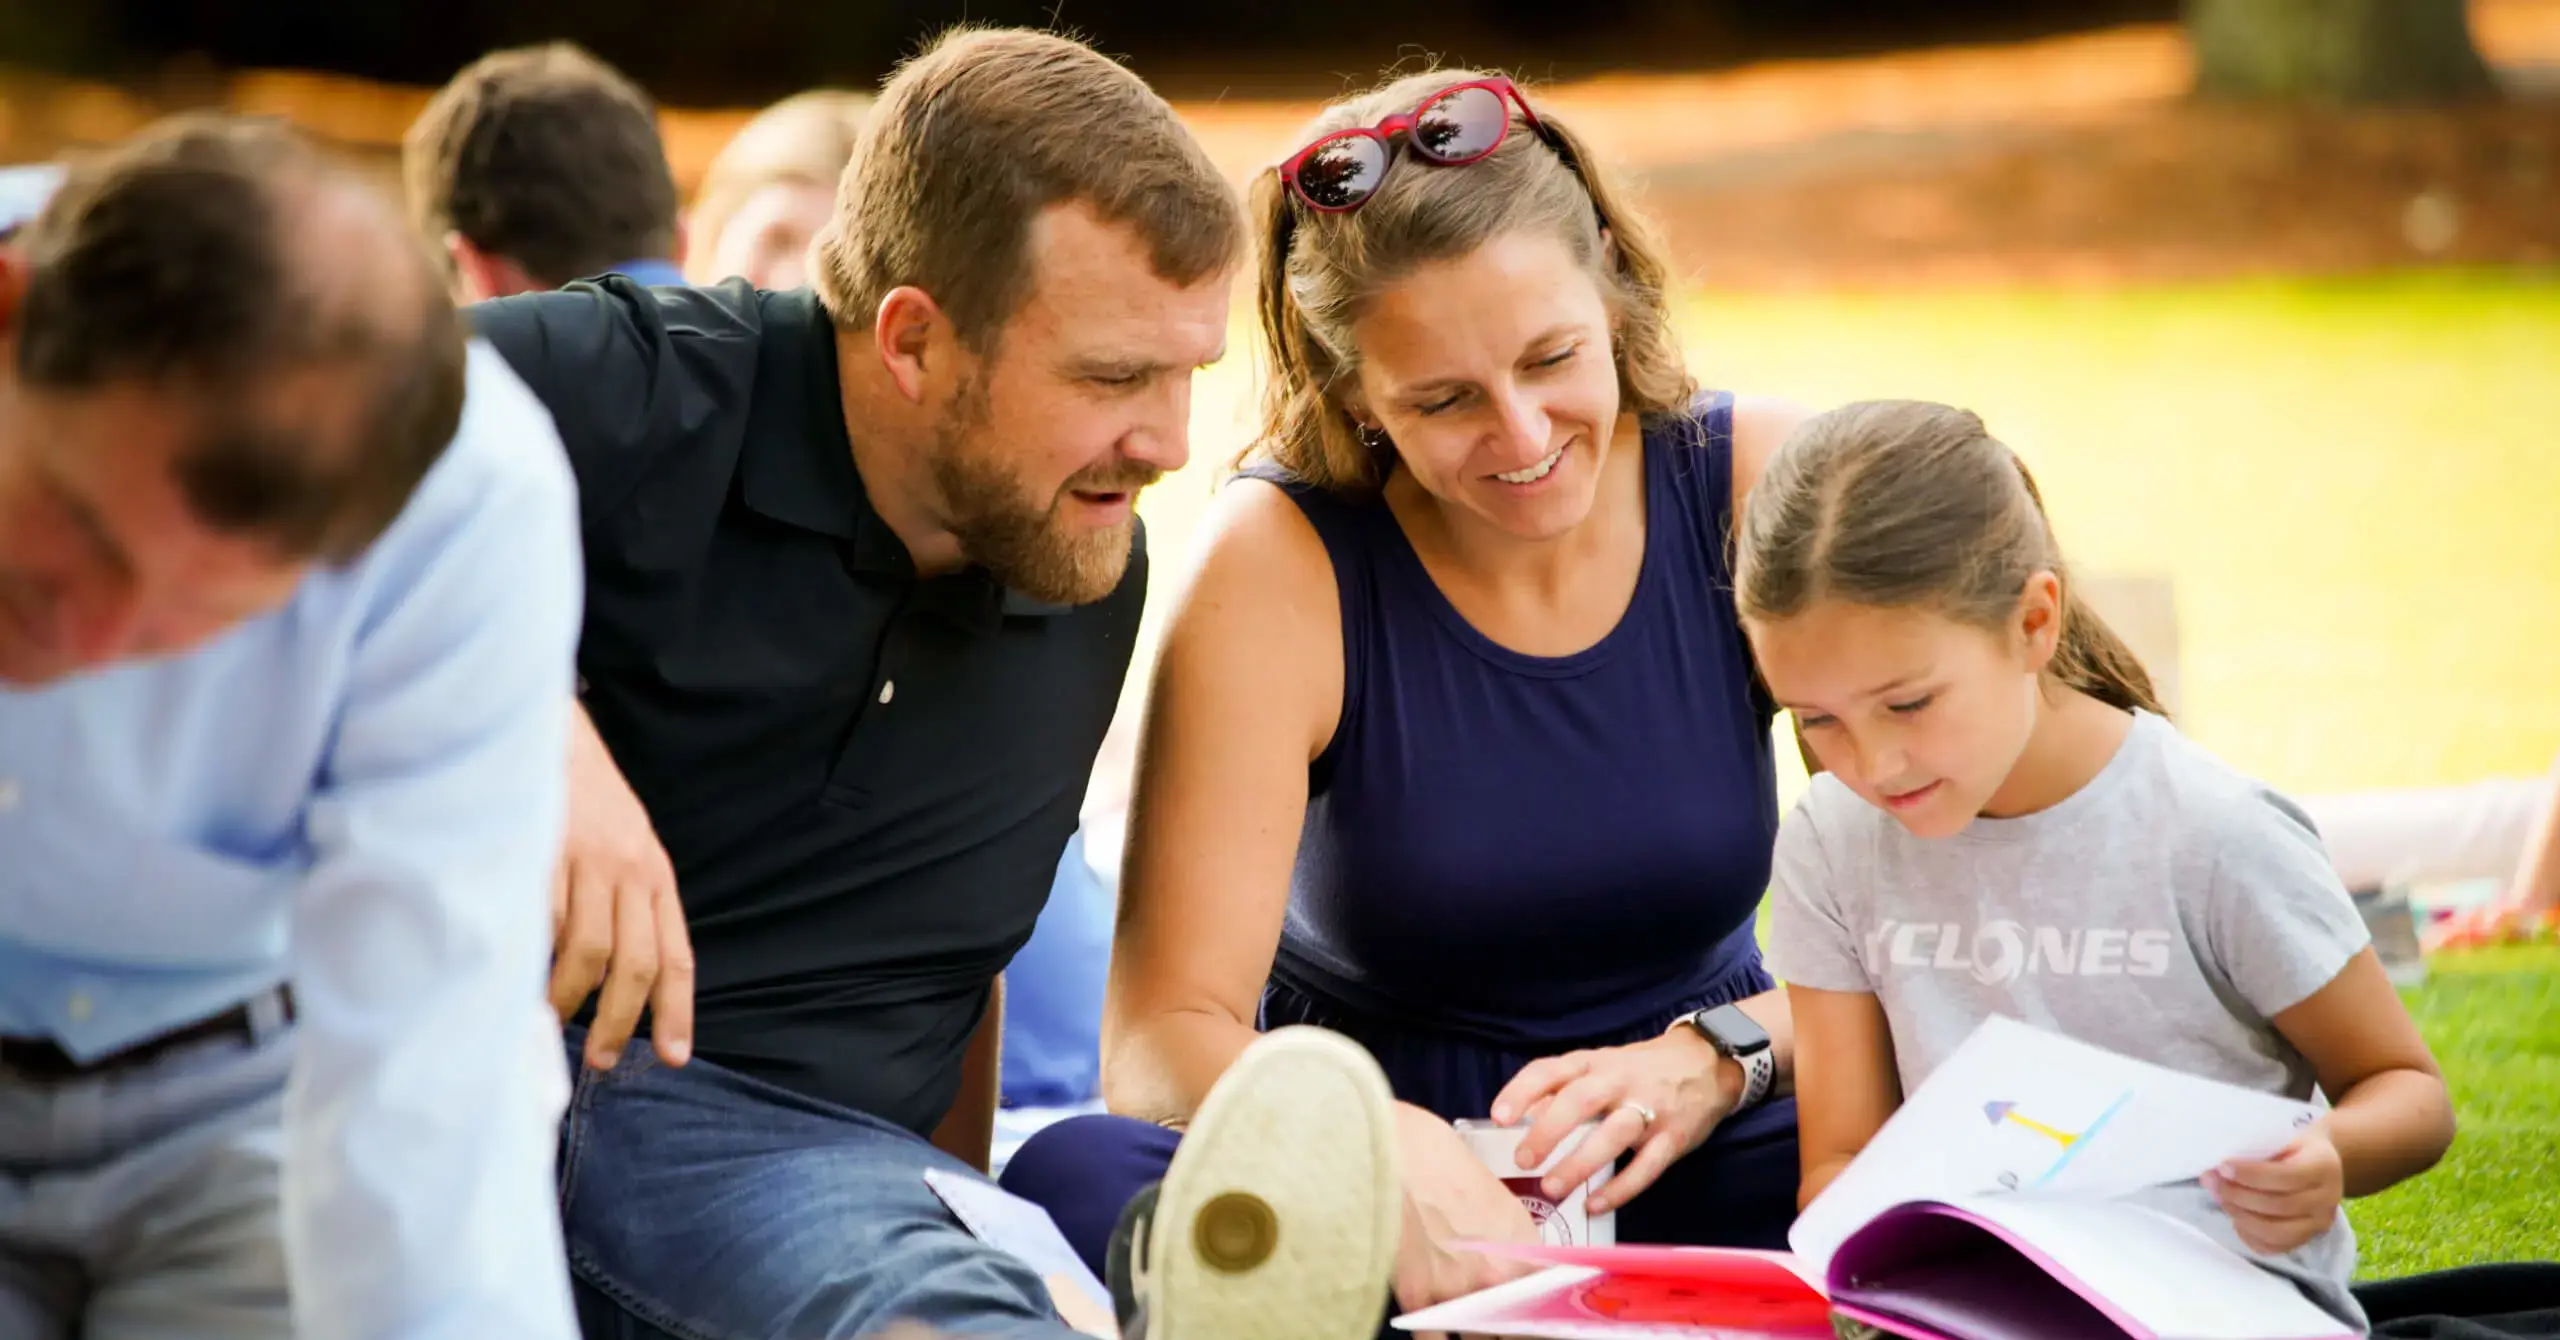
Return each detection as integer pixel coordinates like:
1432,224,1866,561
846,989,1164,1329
1863,919,2175,987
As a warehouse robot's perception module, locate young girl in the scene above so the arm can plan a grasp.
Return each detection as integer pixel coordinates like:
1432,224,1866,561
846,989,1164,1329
1740,400,2456,1329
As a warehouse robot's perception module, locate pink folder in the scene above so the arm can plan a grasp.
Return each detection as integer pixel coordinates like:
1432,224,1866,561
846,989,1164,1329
1404,1201,2355,1340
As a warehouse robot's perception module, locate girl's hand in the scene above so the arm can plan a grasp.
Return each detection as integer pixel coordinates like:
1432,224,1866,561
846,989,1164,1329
2204,1127,2345,1255
1488,1030,1739,1215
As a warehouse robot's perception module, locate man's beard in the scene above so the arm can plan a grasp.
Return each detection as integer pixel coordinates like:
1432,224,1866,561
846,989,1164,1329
928,377,1159,606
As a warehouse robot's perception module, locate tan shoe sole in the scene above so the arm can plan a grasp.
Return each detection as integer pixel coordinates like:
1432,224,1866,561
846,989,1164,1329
1141,1026,1402,1340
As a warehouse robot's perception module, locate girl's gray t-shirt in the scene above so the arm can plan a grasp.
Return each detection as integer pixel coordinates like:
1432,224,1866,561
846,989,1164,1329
1765,709,2373,1326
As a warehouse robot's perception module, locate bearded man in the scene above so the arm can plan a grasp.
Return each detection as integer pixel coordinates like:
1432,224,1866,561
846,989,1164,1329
472,25,1401,1340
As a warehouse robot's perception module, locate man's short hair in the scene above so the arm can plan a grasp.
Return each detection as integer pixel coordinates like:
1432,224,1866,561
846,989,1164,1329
811,27,1242,347
17,113,466,562
404,42,679,287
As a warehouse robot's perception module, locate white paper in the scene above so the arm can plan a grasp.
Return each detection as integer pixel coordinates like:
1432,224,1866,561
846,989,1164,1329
1946,1197,2355,1340
922,1168,1113,1316
1454,1120,1618,1247
1789,1015,2319,1272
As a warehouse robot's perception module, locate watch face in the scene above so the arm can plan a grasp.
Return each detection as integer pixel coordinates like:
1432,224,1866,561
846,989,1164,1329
1702,1005,1771,1054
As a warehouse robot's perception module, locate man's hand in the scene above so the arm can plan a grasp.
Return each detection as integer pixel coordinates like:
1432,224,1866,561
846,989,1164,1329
553,703,695,1071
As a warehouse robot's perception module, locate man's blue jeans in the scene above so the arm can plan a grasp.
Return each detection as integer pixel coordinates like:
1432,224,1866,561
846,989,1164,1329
557,1028,1088,1340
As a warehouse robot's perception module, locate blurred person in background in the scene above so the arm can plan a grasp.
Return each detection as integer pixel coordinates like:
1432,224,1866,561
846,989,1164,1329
404,41,685,299
2305,756,2560,950
2472,767,2560,942
473,27,1400,1340
0,115,580,1339
683,88,867,290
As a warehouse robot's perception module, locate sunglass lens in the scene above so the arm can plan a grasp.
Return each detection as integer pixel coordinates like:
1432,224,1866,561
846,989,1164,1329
1412,86,1508,163
1294,134,1388,210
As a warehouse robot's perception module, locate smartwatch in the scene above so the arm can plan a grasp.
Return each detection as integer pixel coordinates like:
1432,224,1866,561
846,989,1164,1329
1681,1003,1775,1110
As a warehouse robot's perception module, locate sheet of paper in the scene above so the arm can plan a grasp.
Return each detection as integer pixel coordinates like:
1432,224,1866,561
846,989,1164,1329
1394,1265,1837,1340
922,1168,1113,1317
1945,1197,2356,1340
1789,1014,2319,1272
1456,1120,1618,1246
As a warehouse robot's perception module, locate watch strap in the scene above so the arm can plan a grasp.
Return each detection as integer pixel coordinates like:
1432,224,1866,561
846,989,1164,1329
1734,1043,1775,1109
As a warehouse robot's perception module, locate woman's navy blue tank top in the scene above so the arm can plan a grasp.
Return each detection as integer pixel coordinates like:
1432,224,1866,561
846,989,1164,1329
1260,392,1781,1051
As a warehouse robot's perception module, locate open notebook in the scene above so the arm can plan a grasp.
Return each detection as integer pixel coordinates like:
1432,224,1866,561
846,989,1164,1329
1394,1016,2356,1340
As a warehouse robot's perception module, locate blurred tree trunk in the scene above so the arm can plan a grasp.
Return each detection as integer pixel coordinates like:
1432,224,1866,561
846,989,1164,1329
2187,0,2497,103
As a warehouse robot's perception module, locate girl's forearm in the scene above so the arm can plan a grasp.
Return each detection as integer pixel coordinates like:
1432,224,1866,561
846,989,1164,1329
2322,1066,2456,1197
1798,1153,1857,1211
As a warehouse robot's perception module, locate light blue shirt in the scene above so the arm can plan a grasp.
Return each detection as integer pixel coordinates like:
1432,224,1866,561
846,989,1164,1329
0,342,583,1339
0,163,61,234
607,256,687,287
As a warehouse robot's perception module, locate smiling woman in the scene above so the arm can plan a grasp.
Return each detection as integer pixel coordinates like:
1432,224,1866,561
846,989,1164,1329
996,64,1816,1325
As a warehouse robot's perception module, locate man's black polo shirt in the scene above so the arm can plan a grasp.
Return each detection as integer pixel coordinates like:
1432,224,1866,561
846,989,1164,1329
472,279,1143,1134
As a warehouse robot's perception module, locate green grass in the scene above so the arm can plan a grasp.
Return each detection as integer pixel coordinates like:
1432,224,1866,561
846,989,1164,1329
2355,946,2560,1276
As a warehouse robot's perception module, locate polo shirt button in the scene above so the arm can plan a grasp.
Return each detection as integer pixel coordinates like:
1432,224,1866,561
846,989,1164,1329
66,991,92,1023
0,778,18,811
878,680,895,705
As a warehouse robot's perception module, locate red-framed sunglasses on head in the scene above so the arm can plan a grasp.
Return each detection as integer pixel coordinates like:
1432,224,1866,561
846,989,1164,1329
1277,77,1546,213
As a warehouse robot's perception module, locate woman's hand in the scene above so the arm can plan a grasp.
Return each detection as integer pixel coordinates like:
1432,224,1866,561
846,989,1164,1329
1391,1105,1543,1333
1489,1029,1739,1215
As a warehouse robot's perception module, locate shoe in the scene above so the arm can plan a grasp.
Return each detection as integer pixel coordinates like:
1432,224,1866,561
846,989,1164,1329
1107,1026,1401,1340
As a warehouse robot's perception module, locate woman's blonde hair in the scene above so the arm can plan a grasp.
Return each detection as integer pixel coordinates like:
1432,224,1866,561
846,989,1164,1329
1735,400,2167,717
685,89,869,279
1250,68,1693,494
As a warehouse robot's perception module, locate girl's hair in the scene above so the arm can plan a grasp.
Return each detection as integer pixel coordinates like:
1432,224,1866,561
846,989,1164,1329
1735,399,2167,717
686,89,870,273
1249,67,1693,494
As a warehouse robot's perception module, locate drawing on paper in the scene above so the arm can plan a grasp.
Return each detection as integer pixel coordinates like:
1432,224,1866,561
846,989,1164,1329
1983,1088,2134,1192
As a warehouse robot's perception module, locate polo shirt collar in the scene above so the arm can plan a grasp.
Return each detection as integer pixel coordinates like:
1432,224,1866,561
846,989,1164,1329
738,289,882,550
740,289,1070,620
